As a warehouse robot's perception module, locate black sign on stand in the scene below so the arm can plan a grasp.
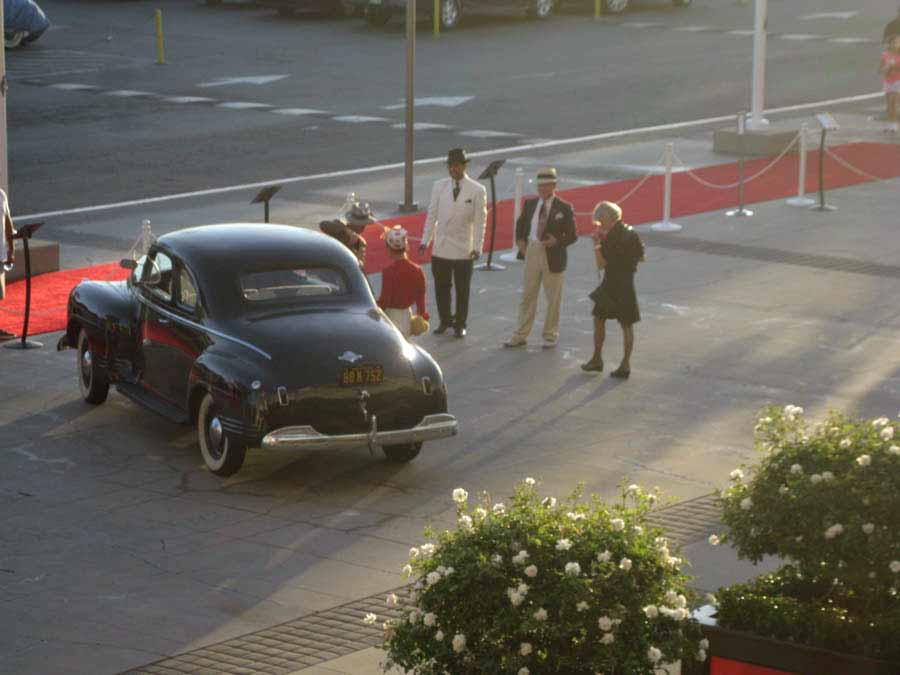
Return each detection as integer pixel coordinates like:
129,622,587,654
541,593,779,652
475,159,506,272
811,113,839,212
251,185,282,223
5,221,44,350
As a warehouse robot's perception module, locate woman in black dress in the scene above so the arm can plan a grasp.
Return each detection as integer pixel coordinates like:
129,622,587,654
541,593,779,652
582,201,644,378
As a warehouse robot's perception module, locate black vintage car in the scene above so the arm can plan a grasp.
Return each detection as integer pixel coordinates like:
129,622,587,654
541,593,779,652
57,224,458,476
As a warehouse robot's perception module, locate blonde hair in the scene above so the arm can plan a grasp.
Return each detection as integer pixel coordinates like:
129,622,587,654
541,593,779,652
593,201,622,225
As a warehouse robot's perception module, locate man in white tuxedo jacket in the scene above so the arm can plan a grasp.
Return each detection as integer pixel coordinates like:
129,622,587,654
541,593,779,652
419,148,487,338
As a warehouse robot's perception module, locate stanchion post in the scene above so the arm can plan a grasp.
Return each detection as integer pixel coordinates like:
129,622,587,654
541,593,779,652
499,167,525,263
651,143,682,232
433,0,440,36
155,10,166,65
787,123,815,207
810,112,838,212
726,111,754,217
5,221,44,350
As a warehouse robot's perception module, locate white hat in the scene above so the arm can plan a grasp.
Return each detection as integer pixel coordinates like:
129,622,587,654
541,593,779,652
536,167,558,185
385,225,408,251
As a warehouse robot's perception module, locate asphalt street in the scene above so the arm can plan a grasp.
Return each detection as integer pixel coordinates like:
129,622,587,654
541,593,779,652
4,0,892,218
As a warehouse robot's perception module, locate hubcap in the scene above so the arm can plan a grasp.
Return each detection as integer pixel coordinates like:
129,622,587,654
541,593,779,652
606,0,627,11
208,416,224,457
536,0,552,16
81,349,92,385
442,0,457,25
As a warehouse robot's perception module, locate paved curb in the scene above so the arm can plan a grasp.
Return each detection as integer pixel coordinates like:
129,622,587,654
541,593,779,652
124,494,721,675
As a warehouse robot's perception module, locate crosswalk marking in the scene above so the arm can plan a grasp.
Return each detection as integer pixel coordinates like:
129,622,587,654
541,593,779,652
459,130,521,138
271,108,326,115
726,30,755,36
102,90,154,97
673,25,716,32
217,101,273,109
163,96,215,104
332,115,390,123
778,34,822,41
828,37,874,44
49,83,97,91
799,11,858,20
390,122,452,130
621,21,664,28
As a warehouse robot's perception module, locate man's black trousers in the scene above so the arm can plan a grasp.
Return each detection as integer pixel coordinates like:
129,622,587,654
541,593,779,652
431,256,474,329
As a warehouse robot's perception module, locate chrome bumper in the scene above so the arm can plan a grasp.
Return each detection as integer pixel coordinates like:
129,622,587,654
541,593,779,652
261,413,458,452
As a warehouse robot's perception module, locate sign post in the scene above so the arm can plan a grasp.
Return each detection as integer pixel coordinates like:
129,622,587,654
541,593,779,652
811,112,838,212
399,0,418,213
747,0,769,130
475,160,506,271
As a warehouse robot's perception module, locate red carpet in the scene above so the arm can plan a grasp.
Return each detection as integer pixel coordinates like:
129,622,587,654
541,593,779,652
2,141,899,337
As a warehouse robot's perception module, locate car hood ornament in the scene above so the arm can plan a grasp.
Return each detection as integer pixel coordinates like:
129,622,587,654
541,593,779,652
339,350,363,363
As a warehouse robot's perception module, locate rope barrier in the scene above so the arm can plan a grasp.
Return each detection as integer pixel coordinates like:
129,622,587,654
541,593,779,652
572,150,667,219
673,132,800,190
823,146,890,182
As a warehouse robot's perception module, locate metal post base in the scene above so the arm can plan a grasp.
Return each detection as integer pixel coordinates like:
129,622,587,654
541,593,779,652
650,221,683,233
810,204,837,212
4,339,43,350
786,196,816,207
725,207,754,217
475,261,506,271
397,202,419,214
499,250,522,263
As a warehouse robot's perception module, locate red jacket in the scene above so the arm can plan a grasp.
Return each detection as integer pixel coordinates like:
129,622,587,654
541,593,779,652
378,258,429,320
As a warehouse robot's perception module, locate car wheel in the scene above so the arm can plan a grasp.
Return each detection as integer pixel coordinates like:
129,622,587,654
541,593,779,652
601,0,628,13
382,442,422,463
531,0,553,20
197,393,247,477
440,0,461,29
77,329,109,405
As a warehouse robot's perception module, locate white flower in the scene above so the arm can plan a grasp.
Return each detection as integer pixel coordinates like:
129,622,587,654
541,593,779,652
386,593,398,607
890,561,900,573
626,484,641,494
409,547,420,559
597,550,612,563
619,557,632,571
491,554,503,564
452,633,466,653
700,638,709,650
889,445,900,456
445,566,454,576
610,518,625,531
697,649,708,662
420,543,435,557
730,469,744,481
363,612,378,625
779,485,790,495
452,487,468,503
824,523,844,539
533,608,548,621
873,417,890,427
567,511,586,521
856,454,872,467
520,642,533,656
648,646,662,663
576,601,590,612
524,476,536,486
821,471,834,482
542,496,558,507
708,534,720,546
759,416,773,424
783,404,804,419
882,427,895,441
423,612,436,627
705,593,718,606
408,609,420,623
512,550,530,565
508,591,524,606
458,514,474,530
665,590,679,604
811,473,823,484
524,564,538,578
643,605,659,619
518,669,530,675
862,523,875,534
556,538,573,551
402,564,413,576
517,582,529,595
600,632,615,645
565,562,582,577
473,507,487,519
435,629,444,641
426,571,441,587
790,464,803,475
597,616,613,631
633,525,643,534
740,497,753,511
492,503,506,515
840,438,852,449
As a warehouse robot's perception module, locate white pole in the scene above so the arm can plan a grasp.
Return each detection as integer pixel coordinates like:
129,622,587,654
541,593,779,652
499,167,525,263
0,2,9,196
747,0,769,130
787,124,815,206
651,143,682,232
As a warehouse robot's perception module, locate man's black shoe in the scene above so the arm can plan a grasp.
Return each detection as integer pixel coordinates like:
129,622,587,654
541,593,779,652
454,327,466,339
434,323,450,335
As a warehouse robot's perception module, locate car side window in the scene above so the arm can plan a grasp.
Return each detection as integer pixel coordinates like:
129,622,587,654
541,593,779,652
145,251,174,303
177,267,198,312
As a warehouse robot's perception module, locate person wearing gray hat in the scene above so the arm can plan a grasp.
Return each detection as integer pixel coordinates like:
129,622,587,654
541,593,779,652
419,148,487,338
503,167,577,350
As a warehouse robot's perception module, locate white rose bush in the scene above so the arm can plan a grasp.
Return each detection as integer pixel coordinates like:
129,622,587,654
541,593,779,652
381,480,705,673
714,405,900,663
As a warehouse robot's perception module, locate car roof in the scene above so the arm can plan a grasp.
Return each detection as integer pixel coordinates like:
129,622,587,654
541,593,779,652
156,223,359,277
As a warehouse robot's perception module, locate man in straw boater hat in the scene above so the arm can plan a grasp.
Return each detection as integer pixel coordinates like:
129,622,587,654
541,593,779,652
318,200,375,268
581,201,644,379
419,148,487,339
503,167,577,350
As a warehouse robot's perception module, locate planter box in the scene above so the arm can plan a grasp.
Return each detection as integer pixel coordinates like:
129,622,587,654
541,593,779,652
682,625,898,675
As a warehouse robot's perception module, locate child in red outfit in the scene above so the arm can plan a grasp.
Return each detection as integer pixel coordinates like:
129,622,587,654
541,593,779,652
378,226,429,338
880,36,900,132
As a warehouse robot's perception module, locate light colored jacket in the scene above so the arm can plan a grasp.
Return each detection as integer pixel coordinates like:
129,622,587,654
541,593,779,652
420,174,487,260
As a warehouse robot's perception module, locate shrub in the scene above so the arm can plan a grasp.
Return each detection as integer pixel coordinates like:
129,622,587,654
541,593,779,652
380,479,706,674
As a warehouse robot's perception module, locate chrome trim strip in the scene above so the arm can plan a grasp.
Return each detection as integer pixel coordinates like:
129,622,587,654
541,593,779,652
136,293,272,360
261,413,458,452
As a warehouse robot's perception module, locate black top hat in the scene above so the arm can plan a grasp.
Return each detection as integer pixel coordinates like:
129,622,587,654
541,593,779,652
446,148,470,165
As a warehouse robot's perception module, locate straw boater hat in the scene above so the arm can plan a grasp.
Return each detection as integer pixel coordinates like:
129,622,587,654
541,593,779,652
536,167,558,185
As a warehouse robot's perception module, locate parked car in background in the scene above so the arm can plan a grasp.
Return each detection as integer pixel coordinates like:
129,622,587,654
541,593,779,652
4,0,49,48
591,0,690,13
258,0,359,17
58,224,458,477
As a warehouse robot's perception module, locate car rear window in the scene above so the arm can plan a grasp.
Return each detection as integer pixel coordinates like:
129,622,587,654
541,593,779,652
240,267,348,303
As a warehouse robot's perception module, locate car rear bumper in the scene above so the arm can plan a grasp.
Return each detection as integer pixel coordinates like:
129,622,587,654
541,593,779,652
261,413,458,451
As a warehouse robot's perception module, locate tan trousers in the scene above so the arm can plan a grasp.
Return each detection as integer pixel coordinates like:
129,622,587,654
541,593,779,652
511,241,565,342
384,306,412,338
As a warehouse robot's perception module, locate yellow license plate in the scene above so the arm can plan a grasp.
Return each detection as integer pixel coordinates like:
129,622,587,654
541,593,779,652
341,365,384,387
